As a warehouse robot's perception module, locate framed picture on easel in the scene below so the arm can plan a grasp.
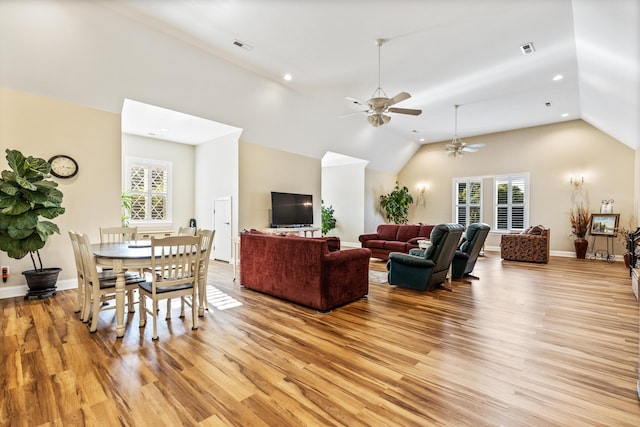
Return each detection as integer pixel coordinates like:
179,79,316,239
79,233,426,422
589,213,619,236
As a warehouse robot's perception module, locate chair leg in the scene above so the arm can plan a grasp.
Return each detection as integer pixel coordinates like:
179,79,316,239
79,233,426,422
166,298,172,320
75,276,83,314
89,294,101,333
82,286,92,323
180,297,186,318
152,299,159,340
139,293,147,327
191,290,198,331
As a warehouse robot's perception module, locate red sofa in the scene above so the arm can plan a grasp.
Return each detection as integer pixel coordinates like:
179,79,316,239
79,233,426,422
359,224,435,260
240,232,371,312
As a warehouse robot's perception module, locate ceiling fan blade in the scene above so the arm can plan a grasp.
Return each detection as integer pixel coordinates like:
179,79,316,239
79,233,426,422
340,110,369,118
387,92,411,106
466,143,486,148
346,96,369,107
388,107,422,116
462,147,479,152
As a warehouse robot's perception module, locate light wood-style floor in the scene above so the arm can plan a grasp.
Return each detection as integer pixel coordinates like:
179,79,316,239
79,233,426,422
1,252,639,426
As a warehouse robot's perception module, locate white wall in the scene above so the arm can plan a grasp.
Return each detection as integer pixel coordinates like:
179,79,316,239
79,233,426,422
122,133,195,232
322,163,366,245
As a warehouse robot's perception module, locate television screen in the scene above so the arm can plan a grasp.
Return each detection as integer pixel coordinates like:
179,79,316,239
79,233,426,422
271,192,313,227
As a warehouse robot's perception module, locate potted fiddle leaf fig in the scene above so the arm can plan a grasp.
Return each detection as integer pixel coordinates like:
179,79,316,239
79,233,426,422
0,149,66,298
379,181,414,224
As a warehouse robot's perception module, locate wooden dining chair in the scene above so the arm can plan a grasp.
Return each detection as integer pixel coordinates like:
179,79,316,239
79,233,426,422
99,226,138,244
138,235,202,340
197,229,215,310
68,230,86,317
76,232,145,332
177,226,196,236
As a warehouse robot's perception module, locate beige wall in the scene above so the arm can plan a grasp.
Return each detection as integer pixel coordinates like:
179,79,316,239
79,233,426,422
239,141,321,231
0,87,121,290
398,120,636,255
364,168,397,233
122,133,196,232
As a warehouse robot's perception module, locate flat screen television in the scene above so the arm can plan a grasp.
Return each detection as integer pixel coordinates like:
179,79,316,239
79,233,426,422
270,192,313,228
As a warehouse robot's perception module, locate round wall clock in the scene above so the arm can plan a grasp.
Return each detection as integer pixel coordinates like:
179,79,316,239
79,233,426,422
48,154,79,179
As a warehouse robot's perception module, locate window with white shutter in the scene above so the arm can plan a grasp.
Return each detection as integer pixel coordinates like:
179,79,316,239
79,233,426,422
454,178,482,227
494,174,528,232
125,157,171,224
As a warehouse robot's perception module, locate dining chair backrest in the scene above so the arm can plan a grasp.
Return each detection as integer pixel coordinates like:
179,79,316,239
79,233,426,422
68,230,85,314
150,235,203,288
77,232,103,288
100,226,138,244
198,228,215,272
177,226,197,236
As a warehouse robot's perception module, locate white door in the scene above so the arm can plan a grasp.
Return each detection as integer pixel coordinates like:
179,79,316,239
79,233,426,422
213,198,232,262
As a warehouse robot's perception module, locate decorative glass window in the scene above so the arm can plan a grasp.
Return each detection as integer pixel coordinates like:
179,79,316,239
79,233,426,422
125,158,171,223
454,178,482,227
495,174,529,232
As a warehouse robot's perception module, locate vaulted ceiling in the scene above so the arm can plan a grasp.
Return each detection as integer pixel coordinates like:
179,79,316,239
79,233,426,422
1,0,638,173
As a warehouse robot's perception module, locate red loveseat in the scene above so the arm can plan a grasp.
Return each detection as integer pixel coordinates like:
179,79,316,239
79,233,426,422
240,232,371,312
359,224,435,260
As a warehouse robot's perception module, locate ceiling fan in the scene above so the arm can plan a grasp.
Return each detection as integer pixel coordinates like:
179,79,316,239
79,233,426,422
346,39,422,127
446,105,485,158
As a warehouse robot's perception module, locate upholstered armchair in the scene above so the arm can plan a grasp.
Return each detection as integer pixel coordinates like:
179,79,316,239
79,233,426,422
386,223,464,291
452,223,491,279
500,225,550,263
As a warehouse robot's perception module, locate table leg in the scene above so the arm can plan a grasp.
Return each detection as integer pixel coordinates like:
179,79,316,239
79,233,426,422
113,259,126,338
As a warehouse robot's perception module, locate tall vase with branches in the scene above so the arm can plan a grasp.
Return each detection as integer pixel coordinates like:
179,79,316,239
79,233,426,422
569,204,591,259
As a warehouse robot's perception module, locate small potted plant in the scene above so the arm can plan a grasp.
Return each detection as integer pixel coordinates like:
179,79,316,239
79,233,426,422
0,149,66,298
380,181,414,224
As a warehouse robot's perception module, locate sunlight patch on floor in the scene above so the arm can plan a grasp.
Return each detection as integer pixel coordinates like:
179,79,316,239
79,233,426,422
206,285,243,310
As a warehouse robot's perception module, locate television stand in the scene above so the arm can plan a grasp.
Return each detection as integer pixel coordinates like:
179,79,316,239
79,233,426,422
263,227,320,237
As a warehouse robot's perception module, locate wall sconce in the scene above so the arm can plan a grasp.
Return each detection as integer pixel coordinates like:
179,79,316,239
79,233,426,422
416,182,428,195
570,176,584,188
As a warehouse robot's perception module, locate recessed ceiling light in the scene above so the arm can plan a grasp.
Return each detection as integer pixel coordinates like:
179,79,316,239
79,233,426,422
283,73,292,81
552,74,564,81
561,113,569,117
160,128,169,133
419,138,425,142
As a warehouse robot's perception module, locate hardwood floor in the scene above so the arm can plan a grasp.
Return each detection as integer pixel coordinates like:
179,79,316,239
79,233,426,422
1,252,639,426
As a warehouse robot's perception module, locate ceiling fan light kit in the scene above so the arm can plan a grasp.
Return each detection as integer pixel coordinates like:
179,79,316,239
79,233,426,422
347,39,422,127
446,104,485,158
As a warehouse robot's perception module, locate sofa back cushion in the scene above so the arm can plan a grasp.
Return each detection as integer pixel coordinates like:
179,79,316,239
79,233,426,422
419,225,435,239
396,225,421,242
377,224,399,241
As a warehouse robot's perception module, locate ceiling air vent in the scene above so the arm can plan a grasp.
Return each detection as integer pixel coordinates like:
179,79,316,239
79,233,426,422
520,42,535,55
233,39,254,51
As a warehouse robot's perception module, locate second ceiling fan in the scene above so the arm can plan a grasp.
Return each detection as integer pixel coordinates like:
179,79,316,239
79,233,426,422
347,39,422,127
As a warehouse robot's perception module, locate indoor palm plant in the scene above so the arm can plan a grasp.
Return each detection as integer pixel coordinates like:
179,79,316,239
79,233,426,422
321,200,337,236
0,149,66,297
380,181,414,224
569,203,591,259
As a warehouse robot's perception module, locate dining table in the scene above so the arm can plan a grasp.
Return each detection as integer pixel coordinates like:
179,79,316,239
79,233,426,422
92,240,208,338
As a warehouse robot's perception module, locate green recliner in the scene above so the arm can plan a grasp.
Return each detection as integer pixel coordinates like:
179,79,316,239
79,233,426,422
451,223,491,279
386,223,464,291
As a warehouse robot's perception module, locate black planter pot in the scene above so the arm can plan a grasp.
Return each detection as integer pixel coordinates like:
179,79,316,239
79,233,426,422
22,267,61,300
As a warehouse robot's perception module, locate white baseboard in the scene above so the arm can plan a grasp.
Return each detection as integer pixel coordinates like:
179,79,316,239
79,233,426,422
0,278,77,300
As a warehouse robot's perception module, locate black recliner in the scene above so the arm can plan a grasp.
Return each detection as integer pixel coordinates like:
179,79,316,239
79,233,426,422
451,223,490,279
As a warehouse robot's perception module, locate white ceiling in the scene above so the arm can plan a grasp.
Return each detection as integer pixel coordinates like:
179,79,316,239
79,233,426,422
109,0,639,151
0,0,637,172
